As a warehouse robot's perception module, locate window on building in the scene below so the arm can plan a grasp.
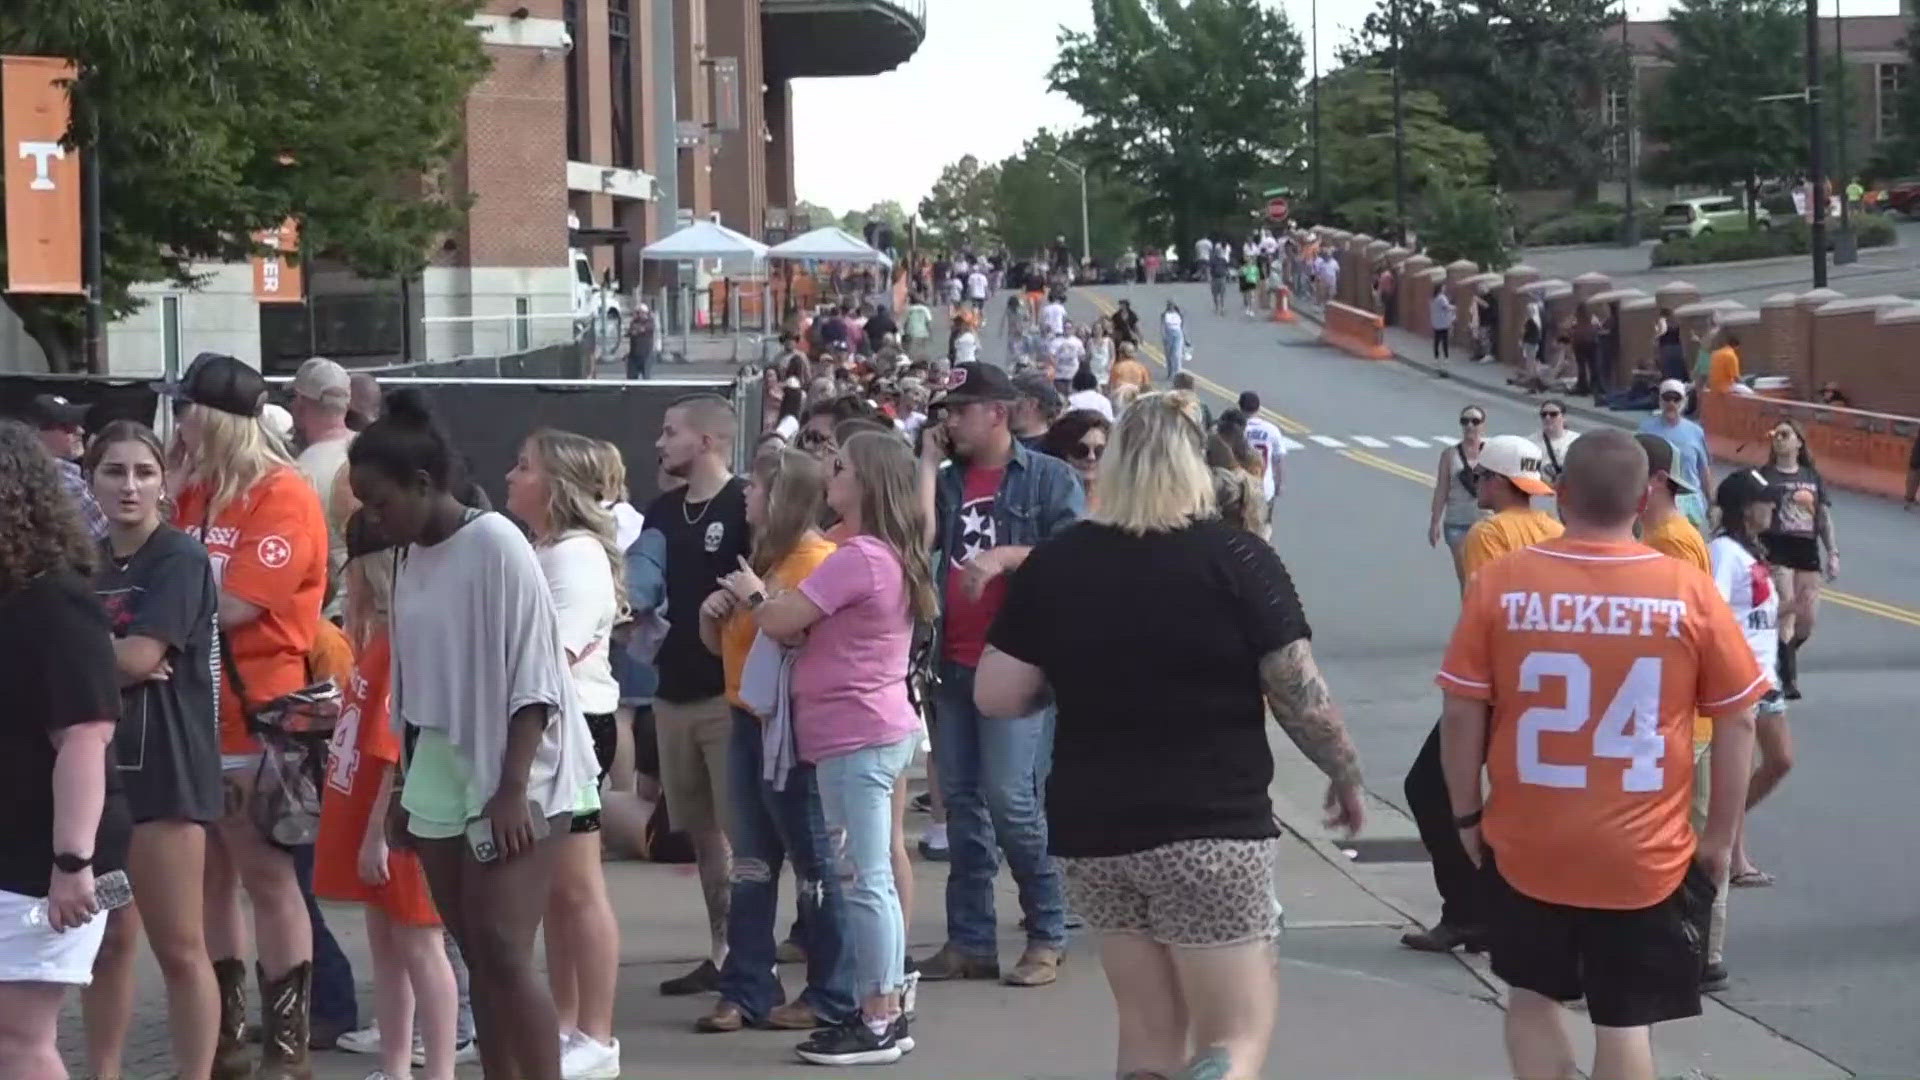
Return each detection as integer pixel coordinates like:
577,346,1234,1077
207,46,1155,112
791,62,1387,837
162,296,182,376
610,0,634,168
514,297,531,352
1878,62,1904,142
1601,85,1631,171
563,0,582,160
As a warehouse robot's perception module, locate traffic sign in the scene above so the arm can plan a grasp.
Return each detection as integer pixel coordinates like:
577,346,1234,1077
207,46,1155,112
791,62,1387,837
1266,196,1291,222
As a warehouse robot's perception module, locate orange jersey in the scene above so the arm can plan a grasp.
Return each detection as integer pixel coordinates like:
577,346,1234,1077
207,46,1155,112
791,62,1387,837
1436,538,1767,910
1460,508,1564,581
313,632,439,925
175,467,330,754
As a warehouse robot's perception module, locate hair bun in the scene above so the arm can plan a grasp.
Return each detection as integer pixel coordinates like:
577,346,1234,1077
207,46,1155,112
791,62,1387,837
383,388,435,428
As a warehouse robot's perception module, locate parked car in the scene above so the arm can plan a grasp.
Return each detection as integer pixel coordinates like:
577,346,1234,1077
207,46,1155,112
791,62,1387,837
1876,179,1920,217
1659,196,1772,240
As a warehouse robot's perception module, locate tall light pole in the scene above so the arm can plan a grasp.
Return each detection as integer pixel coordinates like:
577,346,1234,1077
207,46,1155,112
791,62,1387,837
1390,0,1407,244
1051,153,1091,267
1621,0,1638,245
1311,0,1322,212
1834,0,1851,238
1806,0,1828,286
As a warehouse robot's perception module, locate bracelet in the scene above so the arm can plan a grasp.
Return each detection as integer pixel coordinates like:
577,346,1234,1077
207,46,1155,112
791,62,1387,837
1453,809,1483,830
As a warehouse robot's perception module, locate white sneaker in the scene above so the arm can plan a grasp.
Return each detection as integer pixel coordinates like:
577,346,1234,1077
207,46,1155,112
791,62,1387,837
560,1033,621,1080
411,1037,479,1067
336,1024,383,1054
363,1072,407,1080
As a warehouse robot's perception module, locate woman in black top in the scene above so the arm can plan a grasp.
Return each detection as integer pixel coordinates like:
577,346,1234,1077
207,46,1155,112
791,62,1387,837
1759,420,1837,699
973,393,1365,1080
82,421,223,1080
0,420,126,1075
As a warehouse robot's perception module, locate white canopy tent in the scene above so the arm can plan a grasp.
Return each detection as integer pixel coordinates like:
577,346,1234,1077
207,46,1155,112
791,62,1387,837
766,225,892,266
640,218,769,267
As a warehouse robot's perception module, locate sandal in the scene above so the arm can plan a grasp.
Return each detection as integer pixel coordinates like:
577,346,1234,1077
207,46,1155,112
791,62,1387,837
1731,869,1776,888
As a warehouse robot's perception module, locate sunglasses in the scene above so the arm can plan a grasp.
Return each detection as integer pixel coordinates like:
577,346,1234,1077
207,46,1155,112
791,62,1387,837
1460,415,1485,426
1661,393,1684,402
1771,429,1795,440
1067,441,1105,462
1540,409,1563,419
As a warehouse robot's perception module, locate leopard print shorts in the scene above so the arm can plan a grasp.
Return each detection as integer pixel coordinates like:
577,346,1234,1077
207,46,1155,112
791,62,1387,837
1058,838,1282,947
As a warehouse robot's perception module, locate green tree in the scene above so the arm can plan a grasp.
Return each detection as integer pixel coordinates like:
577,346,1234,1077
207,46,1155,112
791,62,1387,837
1344,0,1622,197
794,201,839,231
0,0,488,371
1316,67,1491,235
916,155,1001,249
992,130,1144,263
1416,176,1511,269
1642,0,1802,222
1049,0,1306,257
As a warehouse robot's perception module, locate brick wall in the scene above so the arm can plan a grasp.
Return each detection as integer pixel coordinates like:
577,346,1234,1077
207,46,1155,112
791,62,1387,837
462,45,569,270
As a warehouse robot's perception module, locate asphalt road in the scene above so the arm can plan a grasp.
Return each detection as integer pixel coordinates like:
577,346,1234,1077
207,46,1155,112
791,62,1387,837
1074,280,1920,1078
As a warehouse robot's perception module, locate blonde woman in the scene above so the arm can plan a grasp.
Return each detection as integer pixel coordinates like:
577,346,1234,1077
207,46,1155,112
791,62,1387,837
505,430,627,1080
167,353,331,1079
1205,434,1268,540
693,447,852,1034
974,393,1364,1080
720,432,937,1065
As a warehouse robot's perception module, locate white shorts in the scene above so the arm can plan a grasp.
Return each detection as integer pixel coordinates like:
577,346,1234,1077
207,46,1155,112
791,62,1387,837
0,889,108,985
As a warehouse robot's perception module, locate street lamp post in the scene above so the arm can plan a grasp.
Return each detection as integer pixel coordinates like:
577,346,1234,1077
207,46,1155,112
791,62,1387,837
1806,0,1829,286
1051,153,1091,268
1621,0,1638,246
1390,0,1407,244
1311,0,1322,212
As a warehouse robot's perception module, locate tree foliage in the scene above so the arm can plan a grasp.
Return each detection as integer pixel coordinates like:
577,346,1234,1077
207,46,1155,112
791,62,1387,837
0,0,489,371
1316,67,1491,235
1416,176,1512,270
1642,0,1802,210
1049,0,1305,255
915,155,1001,250
992,130,1144,263
1344,0,1622,196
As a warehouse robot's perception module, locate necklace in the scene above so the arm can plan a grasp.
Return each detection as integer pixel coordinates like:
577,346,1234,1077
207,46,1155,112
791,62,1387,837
682,485,719,527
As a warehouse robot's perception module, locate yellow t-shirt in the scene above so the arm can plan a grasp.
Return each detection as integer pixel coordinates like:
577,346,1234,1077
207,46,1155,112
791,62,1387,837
1641,510,1715,743
1460,508,1565,581
1708,346,1742,394
721,534,836,710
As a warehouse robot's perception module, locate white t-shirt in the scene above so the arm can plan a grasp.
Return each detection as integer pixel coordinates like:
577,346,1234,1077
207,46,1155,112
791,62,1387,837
968,271,989,299
1088,337,1114,383
1041,302,1068,337
1709,536,1779,687
1538,429,1579,484
1196,238,1214,264
296,434,354,615
609,502,645,554
537,532,620,716
1050,335,1085,381
954,331,979,366
1066,389,1114,421
1243,416,1286,503
1162,309,1184,334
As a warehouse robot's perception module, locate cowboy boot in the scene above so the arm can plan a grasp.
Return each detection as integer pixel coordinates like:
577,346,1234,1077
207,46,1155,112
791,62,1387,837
254,960,314,1080
211,957,253,1080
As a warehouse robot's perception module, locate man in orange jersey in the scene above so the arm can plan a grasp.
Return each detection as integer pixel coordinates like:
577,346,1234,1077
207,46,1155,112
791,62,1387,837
1401,435,1560,954
1437,430,1765,1080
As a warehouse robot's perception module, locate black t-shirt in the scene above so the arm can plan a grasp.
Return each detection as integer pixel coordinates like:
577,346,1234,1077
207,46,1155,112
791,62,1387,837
95,525,223,824
647,478,751,703
0,569,130,896
988,520,1309,858
1759,463,1828,541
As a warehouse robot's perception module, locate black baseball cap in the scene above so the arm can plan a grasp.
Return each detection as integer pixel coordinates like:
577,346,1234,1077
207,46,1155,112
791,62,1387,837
28,393,89,429
1634,433,1697,494
159,352,268,418
937,362,1018,405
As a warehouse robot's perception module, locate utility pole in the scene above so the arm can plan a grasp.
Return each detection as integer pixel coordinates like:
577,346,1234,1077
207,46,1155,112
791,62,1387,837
1621,0,1638,245
83,100,105,373
1834,0,1851,237
1806,0,1828,287
1390,0,1407,245
1311,0,1322,213
1051,154,1091,267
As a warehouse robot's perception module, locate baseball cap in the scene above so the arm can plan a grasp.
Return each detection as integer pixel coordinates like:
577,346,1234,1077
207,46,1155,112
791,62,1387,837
1634,433,1697,494
1715,468,1772,516
160,352,268,418
1658,378,1689,400
28,393,89,429
1477,434,1554,496
291,356,351,408
1011,370,1064,412
936,362,1018,405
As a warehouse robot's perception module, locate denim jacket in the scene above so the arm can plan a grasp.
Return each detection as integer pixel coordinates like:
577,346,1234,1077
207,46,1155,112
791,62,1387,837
933,439,1085,628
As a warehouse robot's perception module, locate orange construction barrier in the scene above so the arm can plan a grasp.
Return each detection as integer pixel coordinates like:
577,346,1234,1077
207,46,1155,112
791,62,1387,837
1272,286,1296,323
1319,300,1391,359
1699,389,1919,500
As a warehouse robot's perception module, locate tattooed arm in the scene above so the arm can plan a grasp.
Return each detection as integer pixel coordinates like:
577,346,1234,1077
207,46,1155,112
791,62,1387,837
1260,638,1365,834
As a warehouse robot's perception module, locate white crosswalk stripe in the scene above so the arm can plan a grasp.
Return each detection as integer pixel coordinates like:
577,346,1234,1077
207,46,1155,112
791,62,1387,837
1351,436,1389,448
1308,435,1346,448
1393,436,1429,448
1433,435,1460,445
1279,436,1307,452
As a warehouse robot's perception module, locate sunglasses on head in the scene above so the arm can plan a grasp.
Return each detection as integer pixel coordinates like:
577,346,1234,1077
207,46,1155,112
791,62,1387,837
1067,441,1104,462
1460,415,1485,426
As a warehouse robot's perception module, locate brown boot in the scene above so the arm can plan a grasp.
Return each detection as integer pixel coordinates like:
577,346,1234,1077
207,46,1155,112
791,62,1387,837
1003,944,1063,987
211,958,252,1080
914,943,1000,981
253,961,313,1080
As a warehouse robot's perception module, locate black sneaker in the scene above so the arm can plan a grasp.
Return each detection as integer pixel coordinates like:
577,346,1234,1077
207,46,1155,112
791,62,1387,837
894,1015,915,1055
1701,961,1730,992
795,1018,903,1066
660,959,721,996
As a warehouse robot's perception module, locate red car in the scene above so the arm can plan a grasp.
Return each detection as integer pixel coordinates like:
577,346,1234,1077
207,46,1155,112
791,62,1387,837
1876,179,1920,217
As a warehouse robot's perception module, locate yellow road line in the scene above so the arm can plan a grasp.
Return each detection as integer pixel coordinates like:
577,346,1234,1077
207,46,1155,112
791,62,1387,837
1077,290,1920,630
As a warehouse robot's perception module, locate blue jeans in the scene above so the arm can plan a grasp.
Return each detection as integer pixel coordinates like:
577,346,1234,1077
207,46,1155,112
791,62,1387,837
717,708,855,1023
625,334,654,379
1163,329,1186,377
292,843,358,1030
933,661,1067,958
815,737,917,1004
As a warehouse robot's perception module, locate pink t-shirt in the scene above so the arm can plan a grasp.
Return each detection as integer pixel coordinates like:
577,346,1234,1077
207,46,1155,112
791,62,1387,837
794,535,919,763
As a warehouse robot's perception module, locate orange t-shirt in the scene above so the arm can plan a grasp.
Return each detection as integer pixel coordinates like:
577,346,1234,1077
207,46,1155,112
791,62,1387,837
1707,346,1742,394
1108,358,1152,392
1640,511,1715,743
722,535,836,709
175,467,330,754
1460,508,1564,581
1436,538,1767,910
313,631,440,925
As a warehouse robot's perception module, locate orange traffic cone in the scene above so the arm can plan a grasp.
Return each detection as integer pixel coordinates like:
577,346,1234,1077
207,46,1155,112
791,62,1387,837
1273,286,1296,323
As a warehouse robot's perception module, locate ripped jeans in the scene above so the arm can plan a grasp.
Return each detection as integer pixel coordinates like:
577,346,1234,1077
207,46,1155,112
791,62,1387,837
716,708,855,1023
815,736,917,1009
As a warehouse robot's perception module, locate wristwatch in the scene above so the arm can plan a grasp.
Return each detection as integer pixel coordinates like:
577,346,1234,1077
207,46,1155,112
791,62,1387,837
746,589,767,609
52,852,92,874
1452,809,1483,830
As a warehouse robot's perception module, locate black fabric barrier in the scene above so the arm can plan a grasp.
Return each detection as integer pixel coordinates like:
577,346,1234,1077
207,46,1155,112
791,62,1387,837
0,375,162,432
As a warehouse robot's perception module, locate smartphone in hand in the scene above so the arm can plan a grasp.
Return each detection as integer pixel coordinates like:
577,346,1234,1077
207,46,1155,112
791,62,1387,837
465,801,554,863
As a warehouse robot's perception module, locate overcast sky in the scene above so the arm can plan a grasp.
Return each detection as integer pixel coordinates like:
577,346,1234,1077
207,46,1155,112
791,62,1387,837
791,0,1902,215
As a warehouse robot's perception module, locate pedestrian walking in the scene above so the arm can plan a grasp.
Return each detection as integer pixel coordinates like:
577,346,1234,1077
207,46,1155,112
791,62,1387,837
1426,406,1489,592
974,392,1365,1080
1638,382,1713,533
1758,420,1835,702
1160,302,1186,379
1437,429,1764,1080
1430,291,1456,360
1042,409,1111,506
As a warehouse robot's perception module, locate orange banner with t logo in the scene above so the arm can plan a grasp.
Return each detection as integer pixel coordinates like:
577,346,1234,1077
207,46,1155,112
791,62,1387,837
253,219,302,303
2,55,83,295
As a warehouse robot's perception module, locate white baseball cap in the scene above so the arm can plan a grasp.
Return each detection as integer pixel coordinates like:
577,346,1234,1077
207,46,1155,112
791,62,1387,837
292,356,351,408
1658,378,1689,400
1478,434,1554,497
